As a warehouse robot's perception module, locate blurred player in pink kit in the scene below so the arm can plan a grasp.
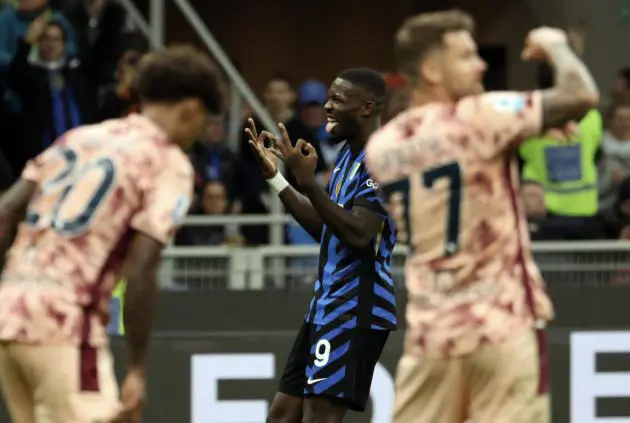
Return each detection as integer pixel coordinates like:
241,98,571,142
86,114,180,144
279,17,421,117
366,10,598,423
0,46,223,423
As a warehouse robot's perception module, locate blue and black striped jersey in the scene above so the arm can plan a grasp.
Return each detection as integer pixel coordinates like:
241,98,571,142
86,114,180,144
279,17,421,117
305,143,397,331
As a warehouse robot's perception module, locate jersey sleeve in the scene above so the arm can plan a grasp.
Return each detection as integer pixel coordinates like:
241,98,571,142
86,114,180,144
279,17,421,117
130,164,194,245
457,91,543,157
352,169,387,217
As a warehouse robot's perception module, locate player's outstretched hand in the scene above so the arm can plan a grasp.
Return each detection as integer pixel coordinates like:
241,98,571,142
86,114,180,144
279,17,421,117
273,122,318,186
245,118,284,179
112,369,146,423
522,27,568,62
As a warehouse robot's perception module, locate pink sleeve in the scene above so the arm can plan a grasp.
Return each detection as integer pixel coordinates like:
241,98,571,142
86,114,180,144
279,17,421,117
457,91,543,156
130,165,194,245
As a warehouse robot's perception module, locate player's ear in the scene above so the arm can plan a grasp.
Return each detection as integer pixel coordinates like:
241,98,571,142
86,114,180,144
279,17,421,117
421,53,443,86
361,100,376,118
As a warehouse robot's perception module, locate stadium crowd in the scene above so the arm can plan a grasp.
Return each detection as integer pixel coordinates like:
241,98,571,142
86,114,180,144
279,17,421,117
1,0,630,247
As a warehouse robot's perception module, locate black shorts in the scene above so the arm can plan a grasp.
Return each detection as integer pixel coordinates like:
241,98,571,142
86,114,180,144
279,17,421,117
278,321,389,412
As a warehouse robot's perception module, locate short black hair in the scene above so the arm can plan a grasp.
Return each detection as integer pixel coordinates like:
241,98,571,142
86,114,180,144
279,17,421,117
116,31,150,62
268,73,294,90
618,67,630,87
337,68,387,110
135,45,224,114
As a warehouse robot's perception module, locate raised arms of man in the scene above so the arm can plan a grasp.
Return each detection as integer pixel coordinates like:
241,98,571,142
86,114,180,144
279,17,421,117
246,120,383,249
522,27,599,130
246,119,323,240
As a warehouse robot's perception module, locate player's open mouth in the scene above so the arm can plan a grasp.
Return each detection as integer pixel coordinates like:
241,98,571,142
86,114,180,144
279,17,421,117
326,116,338,133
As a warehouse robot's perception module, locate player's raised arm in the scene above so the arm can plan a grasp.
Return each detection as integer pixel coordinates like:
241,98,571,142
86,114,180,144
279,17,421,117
522,27,599,131
275,125,384,250
245,119,323,240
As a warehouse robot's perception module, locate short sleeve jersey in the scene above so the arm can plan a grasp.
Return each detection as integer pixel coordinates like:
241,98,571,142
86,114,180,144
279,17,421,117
365,92,554,358
0,114,193,347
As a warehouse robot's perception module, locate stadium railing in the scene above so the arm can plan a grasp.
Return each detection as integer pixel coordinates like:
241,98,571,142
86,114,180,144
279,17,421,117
160,240,630,291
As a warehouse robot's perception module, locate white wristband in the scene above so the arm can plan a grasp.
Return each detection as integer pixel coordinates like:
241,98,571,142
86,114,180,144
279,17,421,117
267,172,289,194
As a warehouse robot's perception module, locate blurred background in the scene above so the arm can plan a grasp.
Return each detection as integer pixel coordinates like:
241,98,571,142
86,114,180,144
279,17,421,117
0,0,630,422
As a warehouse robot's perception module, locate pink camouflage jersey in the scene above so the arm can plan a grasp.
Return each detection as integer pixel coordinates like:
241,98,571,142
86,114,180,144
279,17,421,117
365,91,554,358
0,114,193,348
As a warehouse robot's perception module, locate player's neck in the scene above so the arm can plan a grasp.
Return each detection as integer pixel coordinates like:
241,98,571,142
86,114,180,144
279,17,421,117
410,87,456,107
348,121,380,154
140,107,183,145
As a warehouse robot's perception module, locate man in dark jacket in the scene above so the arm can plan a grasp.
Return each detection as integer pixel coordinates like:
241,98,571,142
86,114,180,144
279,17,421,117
7,19,92,173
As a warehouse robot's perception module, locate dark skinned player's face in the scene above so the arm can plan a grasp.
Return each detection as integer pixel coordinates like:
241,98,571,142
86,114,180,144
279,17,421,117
324,78,374,143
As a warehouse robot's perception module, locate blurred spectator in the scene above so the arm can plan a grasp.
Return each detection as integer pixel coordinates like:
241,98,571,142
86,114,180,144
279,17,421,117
599,101,630,210
7,19,92,172
602,101,630,169
598,150,627,212
294,79,336,186
175,181,243,246
519,60,603,240
96,31,147,120
0,0,76,74
611,67,630,105
522,180,607,240
602,178,630,239
382,86,409,125
188,112,242,212
239,75,325,184
63,0,127,97
519,110,602,218
382,71,406,91
237,75,324,245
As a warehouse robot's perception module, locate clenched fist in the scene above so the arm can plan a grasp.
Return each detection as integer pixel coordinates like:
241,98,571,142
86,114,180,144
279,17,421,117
521,27,569,62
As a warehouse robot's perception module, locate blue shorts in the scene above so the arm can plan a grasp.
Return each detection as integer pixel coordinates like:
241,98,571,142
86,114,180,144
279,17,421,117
277,321,389,411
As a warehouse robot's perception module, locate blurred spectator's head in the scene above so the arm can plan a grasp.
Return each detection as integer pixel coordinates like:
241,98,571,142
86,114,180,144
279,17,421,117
38,21,66,62
608,101,630,140
394,10,485,100
17,0,48,12
135,46,225,148
263,75,295,113
201,181,228,215
617,178,630,215
115,32,149,75
298,80,327,129
383,87,410,124
612,67,630,101
383,72,407,91
521,181,546,219
200,113,225,146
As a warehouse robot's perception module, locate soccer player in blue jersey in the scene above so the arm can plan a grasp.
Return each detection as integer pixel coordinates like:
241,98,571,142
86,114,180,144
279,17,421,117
246,68,397,423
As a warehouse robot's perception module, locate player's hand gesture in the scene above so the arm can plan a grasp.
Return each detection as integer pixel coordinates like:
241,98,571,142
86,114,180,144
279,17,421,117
522,27,568,62
245,118,285,179
113,369,146,423
273,122,319,186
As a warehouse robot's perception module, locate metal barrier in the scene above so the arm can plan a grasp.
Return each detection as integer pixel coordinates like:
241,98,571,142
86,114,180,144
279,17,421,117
160,241,630,290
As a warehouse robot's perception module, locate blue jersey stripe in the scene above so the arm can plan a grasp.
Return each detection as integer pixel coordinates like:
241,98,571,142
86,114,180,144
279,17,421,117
305,142,397,330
